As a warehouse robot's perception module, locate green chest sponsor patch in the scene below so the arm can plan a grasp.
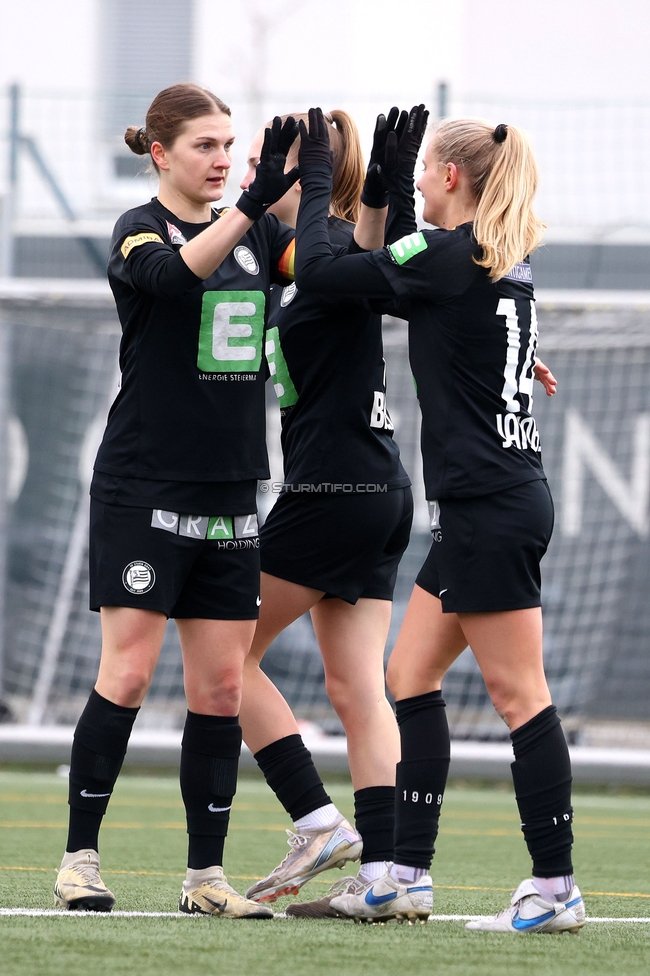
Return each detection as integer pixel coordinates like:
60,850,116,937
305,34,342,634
388,232,428,265
198,290,265,372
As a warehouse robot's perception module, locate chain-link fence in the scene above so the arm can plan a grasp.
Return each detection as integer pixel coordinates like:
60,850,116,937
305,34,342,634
1,285,649,740
1,87,649,242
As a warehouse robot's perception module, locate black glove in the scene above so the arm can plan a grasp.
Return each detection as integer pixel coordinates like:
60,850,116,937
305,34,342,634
297,107,333,177
360,108,400,209
236,116,300,221
384,103,429,187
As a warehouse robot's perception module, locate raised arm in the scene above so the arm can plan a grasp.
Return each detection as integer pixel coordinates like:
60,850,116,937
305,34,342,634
384,104,429,244
295,109,397,298
353,106,428,250
353,109,397,250
180,116,299,280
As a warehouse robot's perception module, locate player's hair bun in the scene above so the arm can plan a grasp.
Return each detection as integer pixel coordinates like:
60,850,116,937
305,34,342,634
493,123,508,144
124,126,150,155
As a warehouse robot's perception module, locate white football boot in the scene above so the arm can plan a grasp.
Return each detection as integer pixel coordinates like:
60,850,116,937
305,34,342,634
245,815,362,903
329,871,433,923
465,878,586,934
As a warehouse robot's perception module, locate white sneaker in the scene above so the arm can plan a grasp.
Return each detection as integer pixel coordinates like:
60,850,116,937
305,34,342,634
465,879,586,934
245,815,362,903
179,866,273,918
330,871,433,923
54,849,115,912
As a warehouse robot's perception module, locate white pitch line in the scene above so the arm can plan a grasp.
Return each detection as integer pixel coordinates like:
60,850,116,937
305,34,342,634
1,908,649,923
0,909,188,917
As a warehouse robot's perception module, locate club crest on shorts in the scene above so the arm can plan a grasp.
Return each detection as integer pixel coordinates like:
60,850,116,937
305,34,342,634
122,561,155,595
234,246,259,275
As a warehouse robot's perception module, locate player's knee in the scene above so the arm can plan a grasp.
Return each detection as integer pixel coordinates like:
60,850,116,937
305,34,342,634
485,679,522,729
111,666,152,706
324,674,355,718
386,656,419,700
194,672,243,714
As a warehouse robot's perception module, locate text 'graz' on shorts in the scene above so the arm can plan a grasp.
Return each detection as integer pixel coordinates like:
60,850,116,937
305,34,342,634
89,500,261,619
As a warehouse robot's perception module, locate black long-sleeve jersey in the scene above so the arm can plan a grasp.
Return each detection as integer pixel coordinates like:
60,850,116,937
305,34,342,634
92,197,295,513
265,216,410,493
294,168,545,500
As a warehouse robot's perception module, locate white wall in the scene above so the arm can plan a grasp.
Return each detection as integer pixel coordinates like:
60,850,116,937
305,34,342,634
459,0,650,100
0,0,648,227
0,0,98,92
194,0,461,112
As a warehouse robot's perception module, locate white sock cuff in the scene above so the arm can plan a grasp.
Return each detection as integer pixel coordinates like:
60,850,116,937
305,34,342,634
390,863,429,885
294,803,340,831
533,874,575,901
358,861,390,882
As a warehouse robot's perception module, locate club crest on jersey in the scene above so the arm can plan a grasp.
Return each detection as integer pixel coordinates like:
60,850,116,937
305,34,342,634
166,221,187,246
122,561,155,594
388,232,428,265
280,282,297,306
234,246,259,275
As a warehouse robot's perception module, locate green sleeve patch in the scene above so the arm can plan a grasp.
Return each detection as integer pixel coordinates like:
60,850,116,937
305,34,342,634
265,327,298,408
388,232,428,265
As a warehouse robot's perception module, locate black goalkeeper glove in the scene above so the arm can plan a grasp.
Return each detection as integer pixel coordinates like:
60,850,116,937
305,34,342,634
383,103,429,188
297,107,333,177
360,107,400,209
236,116,300,221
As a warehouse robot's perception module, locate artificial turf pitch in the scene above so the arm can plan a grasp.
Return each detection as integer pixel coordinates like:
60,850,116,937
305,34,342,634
0,771,648,975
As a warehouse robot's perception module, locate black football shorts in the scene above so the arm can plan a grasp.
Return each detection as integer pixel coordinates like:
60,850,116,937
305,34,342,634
415,479,554,613
89,500,261,619
260,486,413,603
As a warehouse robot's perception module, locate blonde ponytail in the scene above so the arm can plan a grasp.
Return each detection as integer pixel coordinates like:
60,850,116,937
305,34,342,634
434,118,545,280
279,109,365,224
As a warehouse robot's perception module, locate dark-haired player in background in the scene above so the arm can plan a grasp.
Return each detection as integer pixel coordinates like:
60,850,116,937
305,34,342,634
53,83,301,918
237,108,426,915
291,109,583,932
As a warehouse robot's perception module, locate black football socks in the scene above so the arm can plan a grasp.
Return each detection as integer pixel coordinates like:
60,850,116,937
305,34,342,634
180,711,242,870
67,689,139,853
354,786,395,864
393,691,451,872
254,734,332,822
510,705,574,880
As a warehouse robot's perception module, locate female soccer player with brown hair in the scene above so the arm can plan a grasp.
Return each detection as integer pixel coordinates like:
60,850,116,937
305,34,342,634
53,82,301,917
235,108,425,914
290,109,584,932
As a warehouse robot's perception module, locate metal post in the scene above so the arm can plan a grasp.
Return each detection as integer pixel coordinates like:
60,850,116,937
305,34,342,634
21,136,106,274
437,80,449,120
0,306,9,705
0,84,19,278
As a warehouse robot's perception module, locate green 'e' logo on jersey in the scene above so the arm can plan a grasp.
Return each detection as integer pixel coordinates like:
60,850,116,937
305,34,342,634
388,232,428,265
198,291,265,372
265,327,298,408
